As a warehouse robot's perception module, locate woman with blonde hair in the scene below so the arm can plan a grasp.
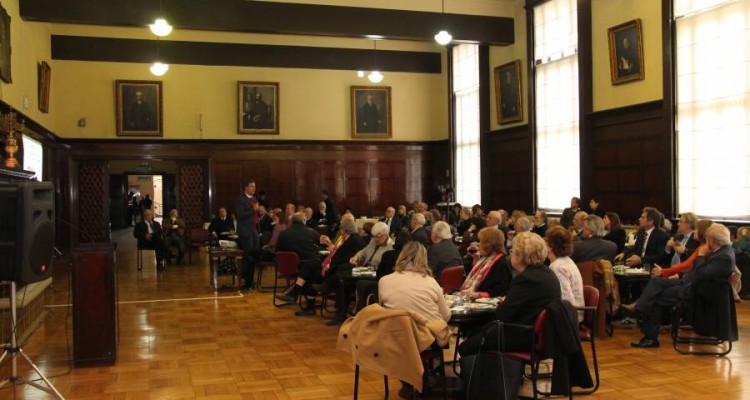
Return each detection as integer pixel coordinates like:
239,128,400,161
378,241,451,323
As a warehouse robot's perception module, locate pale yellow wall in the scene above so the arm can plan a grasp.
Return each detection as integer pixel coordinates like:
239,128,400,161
48,25,449,141
489,0,527,131
592,0,663,111
0,0,52,128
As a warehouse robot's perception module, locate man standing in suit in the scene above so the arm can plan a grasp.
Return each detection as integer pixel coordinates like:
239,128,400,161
571,215,617,263
631,224,734,348
236,180,260,292
380,206,402,236
618,207,671,267
133,209,168,270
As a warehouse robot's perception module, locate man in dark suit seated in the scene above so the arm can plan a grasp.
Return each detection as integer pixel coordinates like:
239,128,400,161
208,207,234,239
379,206,402,237
409,212,430,247
560,197,581,229
571,215,617,263
616,206,671,267
275,212,324,315
133,209,168,270
163,208,188,264
631,224,734,348
665,212,700,266
323,217,366,326
428,221,462,277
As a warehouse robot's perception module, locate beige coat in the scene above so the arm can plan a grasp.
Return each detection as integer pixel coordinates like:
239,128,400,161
336,304,450,392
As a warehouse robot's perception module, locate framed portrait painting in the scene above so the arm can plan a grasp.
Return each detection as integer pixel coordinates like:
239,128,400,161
0,4,11,84
351,86,391,139
494,60,522,125
238,81,279,134
115,80,163,137
38,61,51,113
608,19,645,85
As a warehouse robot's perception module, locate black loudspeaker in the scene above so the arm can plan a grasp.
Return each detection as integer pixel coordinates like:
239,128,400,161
0,181,55,285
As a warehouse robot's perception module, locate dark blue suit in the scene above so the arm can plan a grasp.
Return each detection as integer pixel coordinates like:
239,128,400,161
236,193,260,288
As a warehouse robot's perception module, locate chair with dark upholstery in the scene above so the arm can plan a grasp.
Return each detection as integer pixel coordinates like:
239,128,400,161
575,285,600,395
439,265,464,294
272,251,300,307
188,228,210,265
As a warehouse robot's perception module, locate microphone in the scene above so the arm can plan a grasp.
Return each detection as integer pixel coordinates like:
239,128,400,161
55,217,96,247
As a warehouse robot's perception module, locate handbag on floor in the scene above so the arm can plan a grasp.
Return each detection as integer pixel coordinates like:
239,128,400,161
460,320,524,400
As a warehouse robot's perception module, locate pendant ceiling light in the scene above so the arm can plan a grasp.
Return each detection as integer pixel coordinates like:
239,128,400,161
149,0,173,37
150,38,169,76
434,0,452,45
368,40,384,83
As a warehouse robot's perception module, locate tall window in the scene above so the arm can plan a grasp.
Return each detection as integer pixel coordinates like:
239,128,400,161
676,0,750,219
453,44,481,206
533,0,580,211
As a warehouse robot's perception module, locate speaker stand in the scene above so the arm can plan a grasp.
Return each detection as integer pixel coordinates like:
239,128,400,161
0,281,65,399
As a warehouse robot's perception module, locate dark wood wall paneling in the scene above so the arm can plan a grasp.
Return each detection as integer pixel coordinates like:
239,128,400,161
51,36,442,73
22,0,514,45
481,126,534,212
63,140,446,220
585,100,670,223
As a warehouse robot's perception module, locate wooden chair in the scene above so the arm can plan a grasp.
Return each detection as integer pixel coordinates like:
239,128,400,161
187,228,210,265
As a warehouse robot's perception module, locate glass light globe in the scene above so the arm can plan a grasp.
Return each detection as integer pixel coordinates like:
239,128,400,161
368,71,383,83
357,71,365,78
150,62,169,76
434,30,453,45
149,18,173,37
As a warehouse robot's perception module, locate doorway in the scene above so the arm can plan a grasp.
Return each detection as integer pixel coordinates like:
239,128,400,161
128,174,164,223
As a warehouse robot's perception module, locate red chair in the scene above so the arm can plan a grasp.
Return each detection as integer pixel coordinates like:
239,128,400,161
439,265,464,294
272,251,299,307
505,310,553,400
576,285,600,395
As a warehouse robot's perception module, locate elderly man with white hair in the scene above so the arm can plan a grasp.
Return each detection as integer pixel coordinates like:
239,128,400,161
409,212,430,247
571,215,617,263
428,221,462,277
349,221,394,270
631,223,735,348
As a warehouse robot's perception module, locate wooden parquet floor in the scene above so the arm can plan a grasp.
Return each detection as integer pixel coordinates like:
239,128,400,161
1,227,748,399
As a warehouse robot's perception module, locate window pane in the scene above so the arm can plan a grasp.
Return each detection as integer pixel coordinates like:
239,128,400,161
453,44,481,206
676,0,750,219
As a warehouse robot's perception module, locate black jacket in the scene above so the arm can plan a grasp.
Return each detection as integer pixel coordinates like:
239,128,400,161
626,228,671,266
603,227,627,254
329,234,366,276
208,217,234,237
411,227,430,247
543,299,594,395
277,222,321,262
133,219,162,247
428,239,462,277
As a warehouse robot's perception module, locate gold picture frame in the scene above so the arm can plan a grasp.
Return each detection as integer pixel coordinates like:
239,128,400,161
238,81,279,134
351,86,392,139
608,19,645,85
494,60,522,125
115,80,163,137
0,4,11,84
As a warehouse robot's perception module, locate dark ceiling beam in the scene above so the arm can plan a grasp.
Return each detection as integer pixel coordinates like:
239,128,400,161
51,36,442,73
21,0,514,45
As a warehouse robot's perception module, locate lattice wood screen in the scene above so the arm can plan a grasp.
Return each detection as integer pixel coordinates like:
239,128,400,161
77,161,110,243
178,163,206,230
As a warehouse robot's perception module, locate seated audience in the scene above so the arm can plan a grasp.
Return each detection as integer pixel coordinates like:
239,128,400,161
603,212,626,253
133,209,168,270
304,207,315,228
571,215,617,263
323,217,366,326
350,222,394,270
571,211,588,240
665,212,700,266
560,197,582,229
448,203,463,227
458,231,562,355
380,206,403,237
616,207,671,267
649,219,713,279
163,208,188,264
397,204,410,229
275,212,324,315
355,231,412,311
735,227,750,252
258,205,274,235
427,221,462,277
208,207,234,239
588,196,605,218
409,213,430,247
311,201,329,227
546,226,584,321
531,210,548,237
630,224,734,348
456,207,473,236
379,241,451,323
460,227,512,299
